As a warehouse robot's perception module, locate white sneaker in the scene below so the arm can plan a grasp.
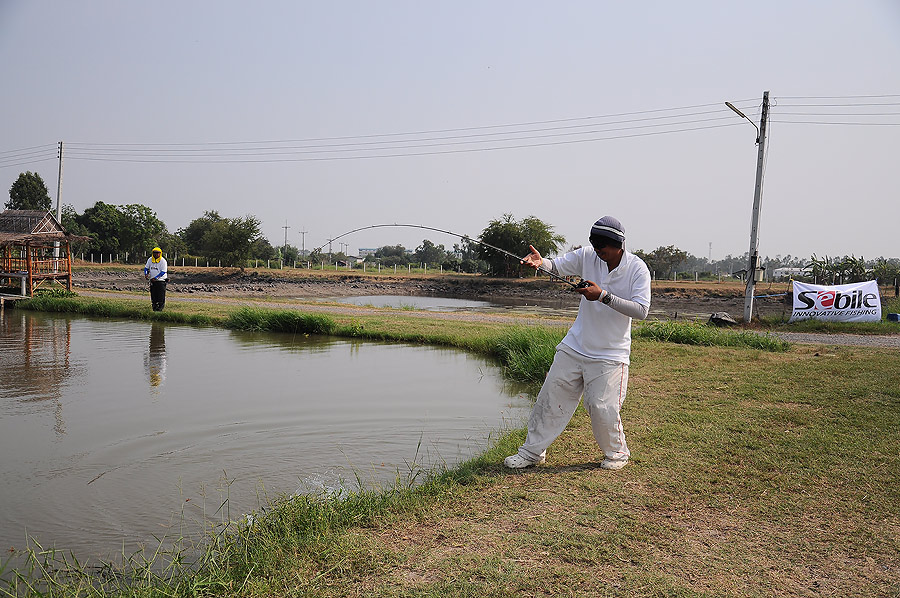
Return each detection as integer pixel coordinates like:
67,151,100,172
503,453,545,469
599,458,628,470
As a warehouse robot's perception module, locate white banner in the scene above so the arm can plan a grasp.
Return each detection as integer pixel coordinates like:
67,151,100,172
789,280,882,323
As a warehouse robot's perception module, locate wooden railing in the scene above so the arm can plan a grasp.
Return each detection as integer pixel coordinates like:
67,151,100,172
2,255,28,273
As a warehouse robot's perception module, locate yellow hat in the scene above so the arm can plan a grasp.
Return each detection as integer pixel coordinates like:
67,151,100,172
152,247,162,253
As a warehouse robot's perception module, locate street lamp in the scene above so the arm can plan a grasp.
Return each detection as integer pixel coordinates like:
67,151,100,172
726,92,770,323
725,102,759,142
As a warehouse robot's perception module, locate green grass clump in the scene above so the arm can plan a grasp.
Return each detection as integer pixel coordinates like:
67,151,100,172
32,288,79,299
16,295,216,326
224,306,336,335
635,320,790,351
491,326,566,383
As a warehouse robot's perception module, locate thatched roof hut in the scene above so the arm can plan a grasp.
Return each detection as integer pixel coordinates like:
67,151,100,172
0,210,84,297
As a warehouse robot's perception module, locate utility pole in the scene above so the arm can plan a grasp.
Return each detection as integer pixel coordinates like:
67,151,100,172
299,228,308,257
53,141,64,269
56,141,64,222
282,221,291,253
726,91,770,323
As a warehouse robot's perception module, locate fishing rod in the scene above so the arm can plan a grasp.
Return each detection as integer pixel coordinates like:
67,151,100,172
310,223,589,289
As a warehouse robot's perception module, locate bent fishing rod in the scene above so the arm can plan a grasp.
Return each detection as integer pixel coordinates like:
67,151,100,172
310,223,588,289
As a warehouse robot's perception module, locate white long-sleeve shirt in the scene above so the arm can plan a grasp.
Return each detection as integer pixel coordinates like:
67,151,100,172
543,247,651,364
144,257,168,281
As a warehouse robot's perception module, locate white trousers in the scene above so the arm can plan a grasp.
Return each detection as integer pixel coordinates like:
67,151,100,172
518,344,630,463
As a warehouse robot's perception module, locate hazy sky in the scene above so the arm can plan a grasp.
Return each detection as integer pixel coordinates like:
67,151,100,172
2,1,899,261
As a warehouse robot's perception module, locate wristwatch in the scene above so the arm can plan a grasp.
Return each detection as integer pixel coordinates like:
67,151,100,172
601,291,612,305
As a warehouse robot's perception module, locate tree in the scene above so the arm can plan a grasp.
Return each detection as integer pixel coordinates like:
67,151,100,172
59,203,91,254
250,237,278,261
178,211,223,255
201,215,263,269
872,257,900,285
7,172,52,211
77,201,123,253
375,244,410,267
119,204,169,256
478,214,565,277
74,201,171,258
447,240,487,273
280,243,300,264
413,239,448,266
639,245,688,279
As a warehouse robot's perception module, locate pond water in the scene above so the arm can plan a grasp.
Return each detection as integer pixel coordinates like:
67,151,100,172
326,294,581,318
326,294,705,320
0,310,531,562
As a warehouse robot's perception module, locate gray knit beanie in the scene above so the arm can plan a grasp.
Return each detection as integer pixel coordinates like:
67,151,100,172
590,216,625,244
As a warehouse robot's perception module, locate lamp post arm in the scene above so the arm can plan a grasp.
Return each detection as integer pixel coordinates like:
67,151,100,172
725,101,760,143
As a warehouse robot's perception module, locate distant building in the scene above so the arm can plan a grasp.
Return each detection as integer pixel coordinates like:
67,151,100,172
358,248,378,257
773,267,810,280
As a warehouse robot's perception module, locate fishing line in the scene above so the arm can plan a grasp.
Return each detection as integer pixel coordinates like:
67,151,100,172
310,223,586,289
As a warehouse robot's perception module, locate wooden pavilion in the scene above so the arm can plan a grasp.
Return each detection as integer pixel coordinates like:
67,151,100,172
0,210,82,297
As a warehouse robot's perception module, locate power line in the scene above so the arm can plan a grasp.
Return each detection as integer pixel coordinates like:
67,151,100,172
0,156,57,169
62,122,746,164
0,143,57,157
774,94,900,100
772,110,900,116
62,116,742,161
770,119,900,126
64,100,759,148
3,95,898,169
64,109,738,155
773,102,900,108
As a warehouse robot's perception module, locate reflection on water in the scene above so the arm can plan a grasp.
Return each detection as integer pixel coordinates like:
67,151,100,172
145,322,167,389
0,311,531,563
0,309,75,437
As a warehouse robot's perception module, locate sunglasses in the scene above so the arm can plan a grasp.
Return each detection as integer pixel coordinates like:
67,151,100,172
589,237,615,250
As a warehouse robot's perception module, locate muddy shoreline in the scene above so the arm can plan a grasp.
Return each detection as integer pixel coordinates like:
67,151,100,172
71,267,795,320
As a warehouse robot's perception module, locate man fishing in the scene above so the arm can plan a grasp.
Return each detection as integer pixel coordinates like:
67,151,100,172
143,246,168,311
504,216,651,471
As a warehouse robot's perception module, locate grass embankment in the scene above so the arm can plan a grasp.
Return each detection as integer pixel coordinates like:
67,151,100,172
5,295,900,597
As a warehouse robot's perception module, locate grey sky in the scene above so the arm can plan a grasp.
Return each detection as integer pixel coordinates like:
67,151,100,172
2,1,898,261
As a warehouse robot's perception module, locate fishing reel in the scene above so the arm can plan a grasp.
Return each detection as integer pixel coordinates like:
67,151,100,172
573,279,592,289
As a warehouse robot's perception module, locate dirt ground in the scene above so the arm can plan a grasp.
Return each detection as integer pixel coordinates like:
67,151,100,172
70,266,796,321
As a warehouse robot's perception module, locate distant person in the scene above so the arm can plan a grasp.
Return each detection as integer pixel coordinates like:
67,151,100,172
143,247,168,311
504,216,651,471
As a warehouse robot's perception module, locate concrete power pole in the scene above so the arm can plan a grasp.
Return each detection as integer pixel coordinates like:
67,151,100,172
299,228,308,256
282,221,291,254
56,141,64,222
54,141,64,267
743,92,770,323
727,92,770,323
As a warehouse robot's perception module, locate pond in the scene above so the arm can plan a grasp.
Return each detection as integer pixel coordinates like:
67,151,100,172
0,310,532,562
324,294,581,318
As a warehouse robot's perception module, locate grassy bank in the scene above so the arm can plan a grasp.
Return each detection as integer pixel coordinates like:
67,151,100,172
5,296,900,597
